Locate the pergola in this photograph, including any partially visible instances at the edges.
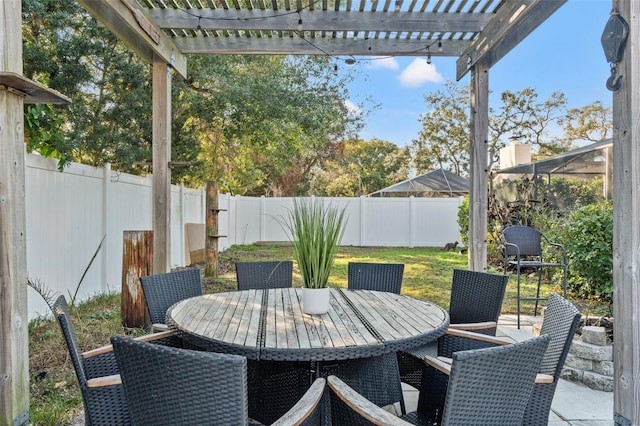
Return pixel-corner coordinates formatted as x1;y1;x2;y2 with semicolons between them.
1;0;638;424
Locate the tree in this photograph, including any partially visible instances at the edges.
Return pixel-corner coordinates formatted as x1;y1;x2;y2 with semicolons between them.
309;138;410;196
412;82;607;175
22;0;365;196
412;81;470;176
489;88;569;167
23;0;152;172
558;100;612;145
171;54;363;195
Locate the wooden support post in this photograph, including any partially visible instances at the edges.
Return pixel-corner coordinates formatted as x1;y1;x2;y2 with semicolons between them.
121;231;153;329
468;62;489;272
613;1;640;423
205;181;220;277
152;56;171;275
0;2;30;424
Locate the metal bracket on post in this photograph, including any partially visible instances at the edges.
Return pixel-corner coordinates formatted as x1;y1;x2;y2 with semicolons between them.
614;412;632;426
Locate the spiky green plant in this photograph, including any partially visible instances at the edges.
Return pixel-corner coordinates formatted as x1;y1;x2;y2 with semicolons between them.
287;198;347;289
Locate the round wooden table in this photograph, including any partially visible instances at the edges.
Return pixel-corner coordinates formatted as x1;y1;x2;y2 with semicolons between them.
167;288;449;361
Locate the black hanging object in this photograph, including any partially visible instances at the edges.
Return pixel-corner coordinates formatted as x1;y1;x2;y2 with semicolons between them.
601;12;629;91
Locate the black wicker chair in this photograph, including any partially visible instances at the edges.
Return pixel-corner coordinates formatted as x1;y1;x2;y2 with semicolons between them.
52;295;182;426
398;269;508;390
111;336;325;426
321;353;406;416
139;268;202;331
347;262;405;294
328;335;549;426
502;225;568;328
418;293;580;426
236;261;293;290
327;375;414;426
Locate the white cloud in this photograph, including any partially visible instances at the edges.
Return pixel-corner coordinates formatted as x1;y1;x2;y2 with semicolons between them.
366;57;399;70
398;59;444;88
344;100;363;117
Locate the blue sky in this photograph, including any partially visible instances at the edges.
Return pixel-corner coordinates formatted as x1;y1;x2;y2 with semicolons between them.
344;0;612;148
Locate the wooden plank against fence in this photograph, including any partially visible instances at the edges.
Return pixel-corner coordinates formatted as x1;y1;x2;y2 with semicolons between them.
122;230;153;328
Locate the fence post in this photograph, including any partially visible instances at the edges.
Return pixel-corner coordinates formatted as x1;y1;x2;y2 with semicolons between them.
121;230;153;328
409;196;415;248
205;182;221;277
360;196;366;246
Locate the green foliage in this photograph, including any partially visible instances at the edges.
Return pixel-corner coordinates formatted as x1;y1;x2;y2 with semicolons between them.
309;138;410;196
287;199;347;288
457;196;469;246
23;0;152;172
24;105;72;170
539;176;605;212
553;201;613;301
22;2;364;195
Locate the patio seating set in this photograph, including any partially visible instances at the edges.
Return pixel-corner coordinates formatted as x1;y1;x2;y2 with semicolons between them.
54;225;577;425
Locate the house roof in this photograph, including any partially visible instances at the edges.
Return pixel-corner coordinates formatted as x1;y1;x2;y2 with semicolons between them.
494;139;612;176
370;168;469;197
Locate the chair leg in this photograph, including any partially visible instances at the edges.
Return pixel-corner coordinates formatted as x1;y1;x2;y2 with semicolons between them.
534;268;543;316
517;267;522;329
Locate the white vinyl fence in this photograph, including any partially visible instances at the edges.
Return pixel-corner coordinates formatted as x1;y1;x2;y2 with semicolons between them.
25;153;463;319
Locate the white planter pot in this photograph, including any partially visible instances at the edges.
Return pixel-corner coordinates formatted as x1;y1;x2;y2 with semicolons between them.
302;287;330;315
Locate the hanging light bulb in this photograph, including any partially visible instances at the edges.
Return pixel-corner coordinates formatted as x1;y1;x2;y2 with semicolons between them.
395;0;401;12
334;64;338;75
297;11;303;31
426;47;432;64
437;39;443;52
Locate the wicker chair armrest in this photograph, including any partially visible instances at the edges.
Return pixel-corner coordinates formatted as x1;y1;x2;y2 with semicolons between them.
434;357;548;380
83;330;178;359
535;373;554;384
151;323;169;332
502;241;521;256
327;376;413;426
445;328;513;345
271;378;325;426
135;330;176;342
82;344;114;359
437;356;452;364
424;356;452;376
448;321;497;331
86;374;122;388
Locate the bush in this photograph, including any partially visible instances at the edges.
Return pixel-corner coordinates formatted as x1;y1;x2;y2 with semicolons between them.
554;201;613;301
457;196;469;247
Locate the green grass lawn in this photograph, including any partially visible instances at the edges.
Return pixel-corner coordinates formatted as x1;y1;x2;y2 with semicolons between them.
29;244;604;425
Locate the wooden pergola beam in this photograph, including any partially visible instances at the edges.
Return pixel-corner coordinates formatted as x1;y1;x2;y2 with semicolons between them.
455;0;567;80
149;9;492;33
76;0;187;78
174;37;471;56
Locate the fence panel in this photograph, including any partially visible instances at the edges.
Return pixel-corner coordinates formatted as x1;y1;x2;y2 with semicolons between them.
25;154;463;319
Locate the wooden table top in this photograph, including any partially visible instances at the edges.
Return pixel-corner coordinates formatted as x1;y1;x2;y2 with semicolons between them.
167;288;449;361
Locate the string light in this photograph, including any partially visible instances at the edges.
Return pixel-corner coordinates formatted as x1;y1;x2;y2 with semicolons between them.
426;47;432;64
438;40;442;52
297;11;303;31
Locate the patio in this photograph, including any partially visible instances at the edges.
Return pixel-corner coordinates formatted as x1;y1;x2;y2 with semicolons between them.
3;0;640;424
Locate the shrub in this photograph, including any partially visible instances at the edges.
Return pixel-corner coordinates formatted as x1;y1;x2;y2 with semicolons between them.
555;201;613;301
457;196;469;247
